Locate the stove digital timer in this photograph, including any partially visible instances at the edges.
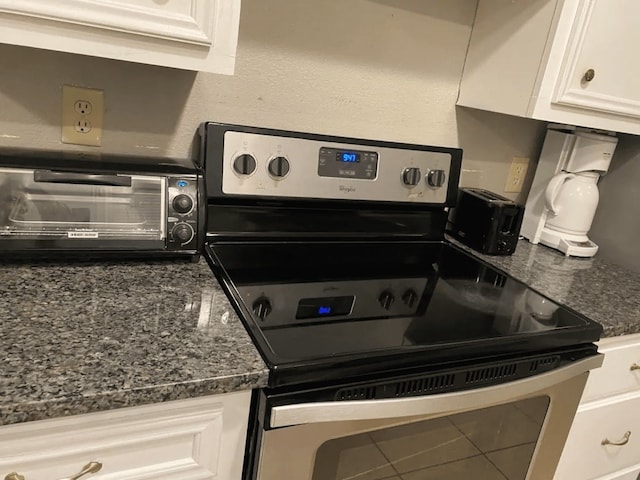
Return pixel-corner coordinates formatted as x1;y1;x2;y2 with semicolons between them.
318;147;378;180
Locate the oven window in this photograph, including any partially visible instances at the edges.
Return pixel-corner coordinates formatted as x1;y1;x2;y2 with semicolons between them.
0;169;165;240
311;396;549;480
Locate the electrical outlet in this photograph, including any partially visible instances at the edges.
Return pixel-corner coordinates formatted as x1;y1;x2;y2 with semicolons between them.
61;85;104;146
505;157;529;193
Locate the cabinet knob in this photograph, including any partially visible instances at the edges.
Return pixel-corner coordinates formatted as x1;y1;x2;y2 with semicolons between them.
583;68;596;82
59;461;103;480
4;474;25;480
601;430;631;446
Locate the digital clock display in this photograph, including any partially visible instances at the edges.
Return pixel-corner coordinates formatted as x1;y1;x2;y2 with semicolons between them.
296;296;354;319
337;151;360;163
318;146;378;180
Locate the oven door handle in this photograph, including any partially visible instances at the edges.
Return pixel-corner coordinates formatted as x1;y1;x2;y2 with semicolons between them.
34;170;133;187
269;354;603;428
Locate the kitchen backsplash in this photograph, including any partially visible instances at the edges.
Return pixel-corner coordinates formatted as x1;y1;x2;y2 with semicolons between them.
0;0;543;204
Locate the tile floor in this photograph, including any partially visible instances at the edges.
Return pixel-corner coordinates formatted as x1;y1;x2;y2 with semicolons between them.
312;396;549;480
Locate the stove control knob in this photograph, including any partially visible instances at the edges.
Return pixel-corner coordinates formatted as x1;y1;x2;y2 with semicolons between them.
402;289;418;308
378;290;395;311
268;156;290;178
172;223;194;243
233;154;257;175
426;169;446;187
172;194;194;214
402;167;421;187
252;298;272;321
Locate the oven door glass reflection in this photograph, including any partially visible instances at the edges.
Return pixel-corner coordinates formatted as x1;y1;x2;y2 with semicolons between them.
311;396;549;480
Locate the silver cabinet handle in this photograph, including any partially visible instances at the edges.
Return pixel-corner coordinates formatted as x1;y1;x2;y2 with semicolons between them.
4;474;25;480
58;461;103;480
630;363;640;371
602;431;631;446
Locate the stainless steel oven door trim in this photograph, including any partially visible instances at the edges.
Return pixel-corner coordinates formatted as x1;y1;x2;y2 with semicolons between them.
270;354;603;428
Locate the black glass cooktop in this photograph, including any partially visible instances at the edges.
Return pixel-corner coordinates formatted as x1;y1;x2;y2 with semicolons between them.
206;240;602;387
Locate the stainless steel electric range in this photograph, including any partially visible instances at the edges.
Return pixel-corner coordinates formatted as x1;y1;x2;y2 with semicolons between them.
199;122;603;480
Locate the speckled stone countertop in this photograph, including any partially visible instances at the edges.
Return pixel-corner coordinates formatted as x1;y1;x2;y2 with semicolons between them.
3;240;638;426
451;237;640;339
0;257;268;426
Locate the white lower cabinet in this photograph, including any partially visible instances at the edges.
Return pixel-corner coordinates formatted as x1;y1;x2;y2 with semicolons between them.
554;392;640;480
555;334;640;480
0;390;252;480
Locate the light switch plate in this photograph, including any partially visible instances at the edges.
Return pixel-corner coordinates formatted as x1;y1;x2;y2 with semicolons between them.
61;85;104;146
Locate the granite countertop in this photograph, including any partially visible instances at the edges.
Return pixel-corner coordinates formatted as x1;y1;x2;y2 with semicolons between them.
452;237;640;338
0;257;268;426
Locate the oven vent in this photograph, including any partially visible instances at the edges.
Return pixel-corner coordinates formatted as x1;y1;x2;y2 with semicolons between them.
529;355;560;372
465;363;518;385
393;373;456;397
336;386;376;401
333;354;566;401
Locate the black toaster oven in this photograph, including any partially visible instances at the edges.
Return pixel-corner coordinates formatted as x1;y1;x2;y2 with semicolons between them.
0;148;205;258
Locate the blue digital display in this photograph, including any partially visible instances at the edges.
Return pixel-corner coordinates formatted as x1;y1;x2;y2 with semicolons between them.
296;296;354;319
338;152;360;163
177;180;188;187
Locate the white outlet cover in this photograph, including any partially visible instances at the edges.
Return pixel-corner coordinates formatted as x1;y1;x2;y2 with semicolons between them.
61;85;104;146
505;157;529;193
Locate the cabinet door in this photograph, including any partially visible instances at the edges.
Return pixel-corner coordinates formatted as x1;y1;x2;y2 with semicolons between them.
581;334;640;403
554;392;640;480
552;0;640;119
0;391;251;480
0;0;240;73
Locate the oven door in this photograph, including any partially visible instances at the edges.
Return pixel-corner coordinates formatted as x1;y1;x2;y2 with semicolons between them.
253;355;602;480
0;168;166;250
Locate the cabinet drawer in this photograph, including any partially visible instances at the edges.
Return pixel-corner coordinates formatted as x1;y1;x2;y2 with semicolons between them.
583;334;640;402
554;392;640;480
0;391;251;480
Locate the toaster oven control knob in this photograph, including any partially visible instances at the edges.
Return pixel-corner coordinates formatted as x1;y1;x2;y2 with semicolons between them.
378;291;395;310
252;297;272;321
426;169;446;187
172;223;194;243
268;156;290;178
233;154;257;175
172;194;194;214
401;167;421;187
402;289;418;308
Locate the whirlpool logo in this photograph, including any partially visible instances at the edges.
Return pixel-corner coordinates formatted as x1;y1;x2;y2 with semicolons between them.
339;185;356;193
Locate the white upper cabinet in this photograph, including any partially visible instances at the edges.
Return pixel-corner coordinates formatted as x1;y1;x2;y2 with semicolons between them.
458;0;640;135
0;0;241;74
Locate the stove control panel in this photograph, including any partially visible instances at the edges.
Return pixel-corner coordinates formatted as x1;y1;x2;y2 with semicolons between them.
239;278;429;327
219;130;457;204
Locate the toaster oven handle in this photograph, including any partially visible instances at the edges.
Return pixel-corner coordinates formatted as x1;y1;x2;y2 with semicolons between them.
34;170;132;187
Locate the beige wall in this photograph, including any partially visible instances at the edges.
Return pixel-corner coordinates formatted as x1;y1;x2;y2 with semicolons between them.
0;0;545;202
590;134;640;272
